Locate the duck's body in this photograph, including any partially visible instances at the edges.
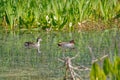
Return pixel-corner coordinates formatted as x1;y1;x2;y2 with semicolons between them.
24;38;42;49
58;40;75;49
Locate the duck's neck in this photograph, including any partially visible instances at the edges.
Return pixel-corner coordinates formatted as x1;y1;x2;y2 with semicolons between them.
37;41;40;46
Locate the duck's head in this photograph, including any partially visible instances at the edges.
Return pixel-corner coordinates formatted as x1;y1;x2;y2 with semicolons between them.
69;40;75;44
37;37;42;42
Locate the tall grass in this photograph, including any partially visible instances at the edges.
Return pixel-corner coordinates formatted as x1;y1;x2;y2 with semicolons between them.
0;0;120;31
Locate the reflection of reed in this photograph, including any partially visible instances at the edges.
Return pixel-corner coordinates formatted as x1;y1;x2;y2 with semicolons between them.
88;46;96;63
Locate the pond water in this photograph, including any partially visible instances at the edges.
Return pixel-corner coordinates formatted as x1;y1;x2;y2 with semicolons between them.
0;29;119;80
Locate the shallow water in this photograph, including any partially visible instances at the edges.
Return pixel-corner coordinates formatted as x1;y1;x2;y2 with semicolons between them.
0;30;119;80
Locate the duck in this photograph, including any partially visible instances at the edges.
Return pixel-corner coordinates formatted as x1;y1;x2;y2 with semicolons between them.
24;37;42;49
58;40;75;49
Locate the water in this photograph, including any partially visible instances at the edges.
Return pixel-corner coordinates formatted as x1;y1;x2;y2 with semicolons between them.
0;30;119;80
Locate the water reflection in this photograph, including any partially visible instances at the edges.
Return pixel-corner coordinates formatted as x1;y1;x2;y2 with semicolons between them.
0;30;119;80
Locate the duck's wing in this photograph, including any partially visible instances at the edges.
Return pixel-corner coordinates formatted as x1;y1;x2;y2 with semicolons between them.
58;42;68;46
24;42;34;47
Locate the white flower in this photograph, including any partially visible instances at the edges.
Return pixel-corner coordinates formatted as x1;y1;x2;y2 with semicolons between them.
78;22;81;26
69;22;72;27
53;16;57;20
46;15;51;24
46;15;49;21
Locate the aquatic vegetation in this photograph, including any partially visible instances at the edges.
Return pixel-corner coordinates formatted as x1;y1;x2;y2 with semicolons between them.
90;56;120;80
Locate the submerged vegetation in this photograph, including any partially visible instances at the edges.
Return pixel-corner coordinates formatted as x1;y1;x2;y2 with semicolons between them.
0;0;120;32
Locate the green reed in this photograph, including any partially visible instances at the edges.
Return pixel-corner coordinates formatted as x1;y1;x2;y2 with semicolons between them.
0;0;120;31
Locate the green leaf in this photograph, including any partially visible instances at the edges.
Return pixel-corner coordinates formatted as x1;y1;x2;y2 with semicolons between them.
103;58;112;75
113;57;120;79
90;63;106;80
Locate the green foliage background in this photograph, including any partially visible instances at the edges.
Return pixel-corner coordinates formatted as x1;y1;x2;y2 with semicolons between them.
0;0;120;31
